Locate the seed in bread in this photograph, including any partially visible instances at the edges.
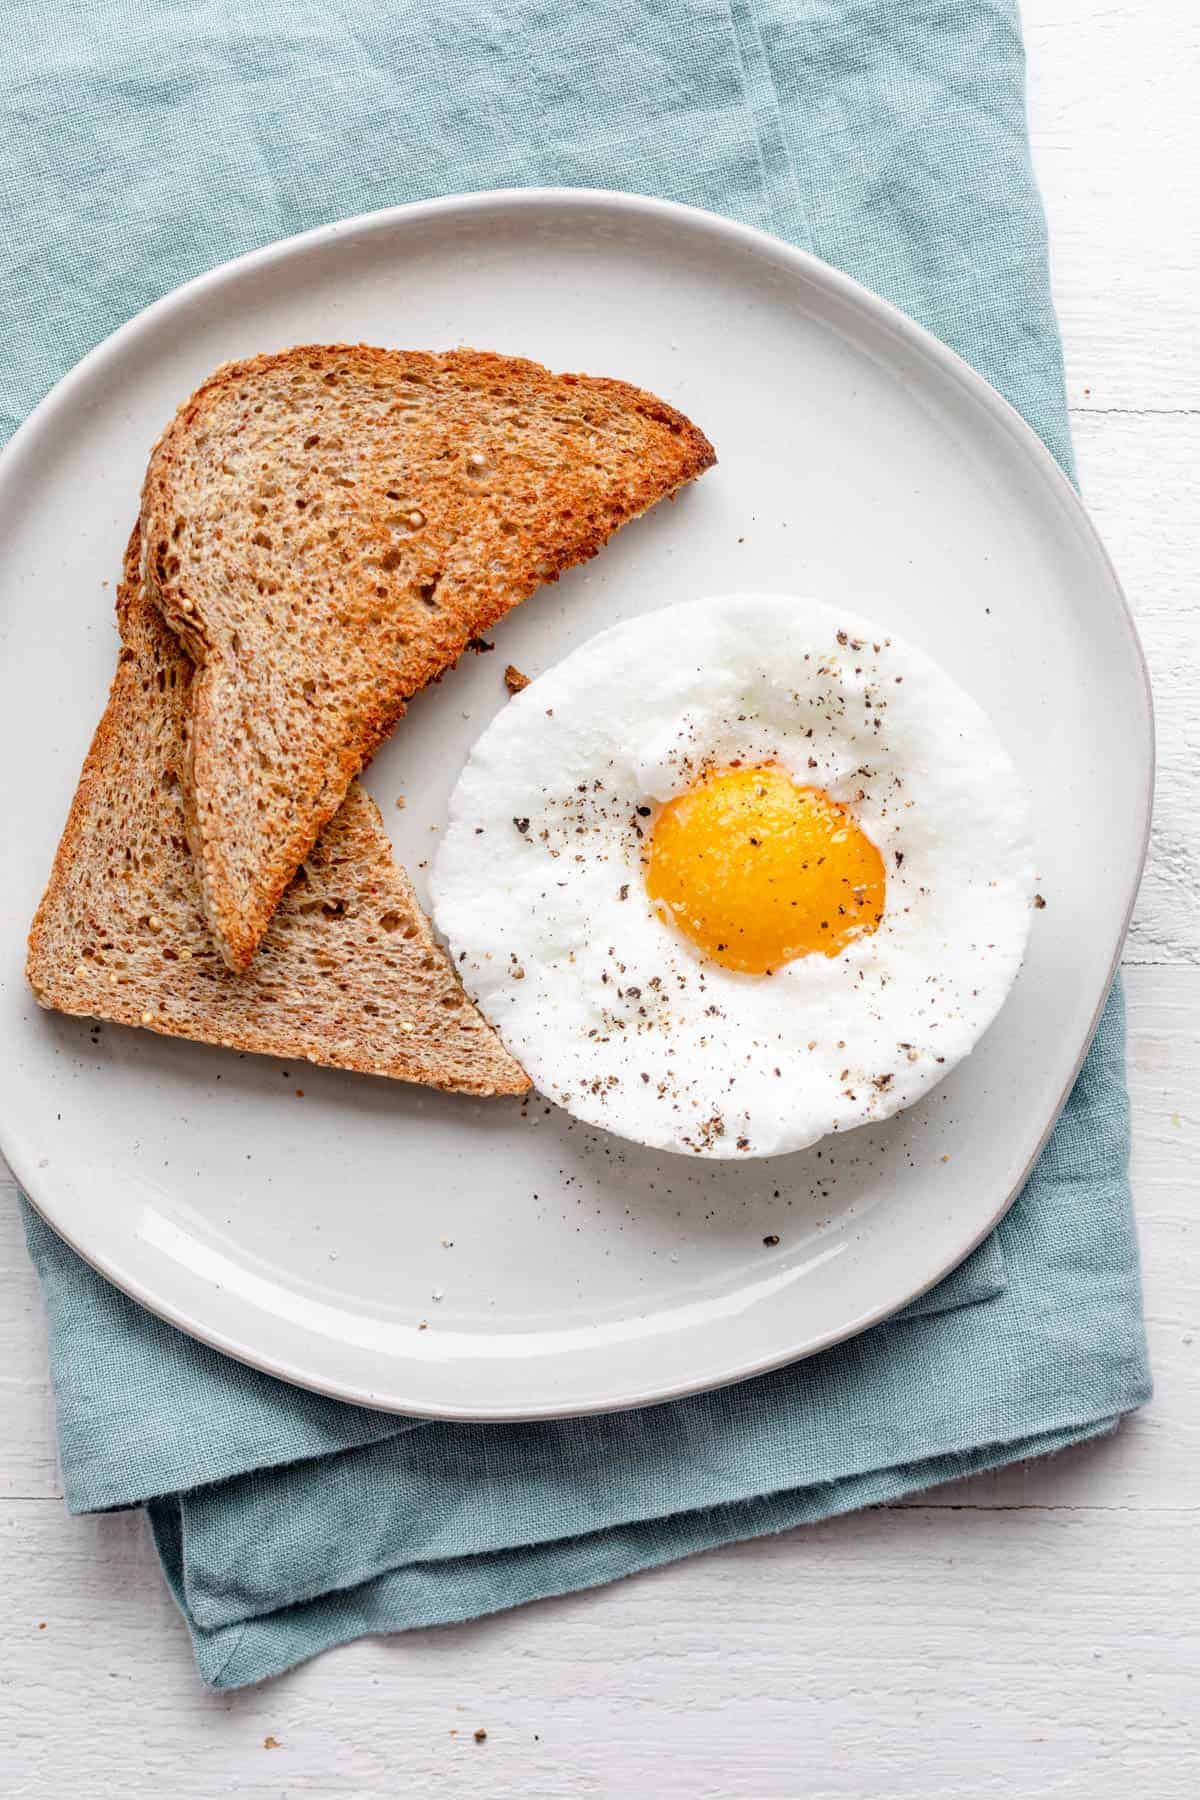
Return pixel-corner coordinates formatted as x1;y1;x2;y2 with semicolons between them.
26;526;530;1096
141;344;716;970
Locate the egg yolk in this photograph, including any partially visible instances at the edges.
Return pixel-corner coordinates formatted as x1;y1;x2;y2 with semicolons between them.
644;764;885;973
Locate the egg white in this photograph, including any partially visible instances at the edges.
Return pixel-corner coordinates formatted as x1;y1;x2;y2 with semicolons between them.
430;594;1034;1158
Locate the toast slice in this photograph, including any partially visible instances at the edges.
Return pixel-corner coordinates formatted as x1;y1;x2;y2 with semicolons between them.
27;528;530;1096
141;345;716;969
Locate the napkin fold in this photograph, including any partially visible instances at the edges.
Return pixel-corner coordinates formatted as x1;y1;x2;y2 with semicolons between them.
10;0;1149;1688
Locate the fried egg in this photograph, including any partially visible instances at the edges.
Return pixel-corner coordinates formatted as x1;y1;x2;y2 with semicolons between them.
431;595;1034;1158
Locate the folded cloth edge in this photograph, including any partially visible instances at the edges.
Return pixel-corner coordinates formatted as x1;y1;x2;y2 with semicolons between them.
152;1413;1125;1689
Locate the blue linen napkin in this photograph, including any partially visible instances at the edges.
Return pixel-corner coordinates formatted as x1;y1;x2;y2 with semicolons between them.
9;0;1150;1688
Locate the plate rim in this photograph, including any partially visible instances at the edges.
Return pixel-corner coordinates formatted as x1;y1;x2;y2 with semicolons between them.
3;187;1154;1420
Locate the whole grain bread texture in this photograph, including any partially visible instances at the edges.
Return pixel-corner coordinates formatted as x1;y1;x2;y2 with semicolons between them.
27;527;530;1096
141;345;716;969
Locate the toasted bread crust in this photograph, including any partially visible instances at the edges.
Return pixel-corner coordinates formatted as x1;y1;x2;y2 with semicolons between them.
141;345;716;968
27;526;531;1096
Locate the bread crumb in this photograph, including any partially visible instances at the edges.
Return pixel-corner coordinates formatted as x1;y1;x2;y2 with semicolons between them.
504;664;530;694
263;1735;280;1750
395;795;406;809
474;1728;488;1743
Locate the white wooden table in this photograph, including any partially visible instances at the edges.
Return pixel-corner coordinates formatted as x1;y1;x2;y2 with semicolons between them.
3;4;1197;1792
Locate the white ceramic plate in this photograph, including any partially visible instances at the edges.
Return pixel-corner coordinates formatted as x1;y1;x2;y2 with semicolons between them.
0;192;1151;1419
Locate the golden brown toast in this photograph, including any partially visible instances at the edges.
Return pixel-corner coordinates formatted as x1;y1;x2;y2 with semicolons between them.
141;345;716;969
27;527;530;1096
